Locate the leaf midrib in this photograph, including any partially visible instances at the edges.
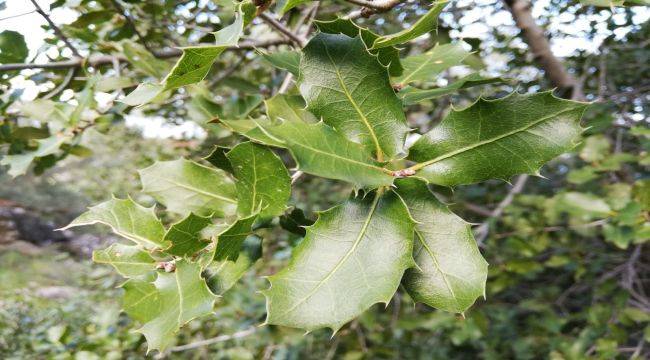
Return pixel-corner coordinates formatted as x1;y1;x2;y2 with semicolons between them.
156;177;237;204
322;41;384;161
280;192;382;316
288;135;388;175
414;228;459;308
410;106;579;171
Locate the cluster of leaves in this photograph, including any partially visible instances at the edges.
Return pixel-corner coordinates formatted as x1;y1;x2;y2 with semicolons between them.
21;2;596;353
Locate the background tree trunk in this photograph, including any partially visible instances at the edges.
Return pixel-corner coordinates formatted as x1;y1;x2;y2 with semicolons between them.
504;0;585;100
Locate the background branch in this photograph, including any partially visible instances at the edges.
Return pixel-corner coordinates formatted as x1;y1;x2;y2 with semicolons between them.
0;39;290;71
504;0;584;100
28;0;81;58
259;13;308;47
475;174;529;246
109;0;153;53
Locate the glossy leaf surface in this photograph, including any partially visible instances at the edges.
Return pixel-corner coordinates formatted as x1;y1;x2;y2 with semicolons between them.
139;159;237;217
299;33;409;160
396;178;488;313
408;92;588;186
263;191;415;332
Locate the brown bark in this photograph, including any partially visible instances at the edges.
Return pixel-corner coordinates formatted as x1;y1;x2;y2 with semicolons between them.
504;0;584;100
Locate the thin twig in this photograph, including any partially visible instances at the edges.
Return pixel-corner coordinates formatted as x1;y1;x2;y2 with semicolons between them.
109;0;154;53
343;0;403;10
259;13;307;47
28;0;81;58
43;68;76;100
0;39;290;71
346;0;404;19
0;9;37;21
475;175;529;245
164;327;257;353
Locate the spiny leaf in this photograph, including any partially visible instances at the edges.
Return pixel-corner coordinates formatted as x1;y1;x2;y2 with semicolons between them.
162;12;243;91
62;197;166;249
135;260;217;352
203;235;262;295
394;42;471;86
395;178;488;314
93;243;157;278
399;73;509;105
139;158;237;217
315;18;403;76
226;142;291;219
408;92;588;186
259;120;394;188
122;8;244;106
299;33;409;160
214;213;258;262
263;191;415;332
371;1;449;49
164;213;213;257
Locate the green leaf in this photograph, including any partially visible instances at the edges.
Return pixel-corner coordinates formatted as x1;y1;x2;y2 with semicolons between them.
162;13;243;91
394;42;470;86
408;92;588;186
62;197;167;249
164;213;213;257
226;142;291;218
135;260;217;352
259;120;394;188
204;235;262;295
204;145;234;174
122;9;244;106
217;117;285;148
139;158;237;217
399;74;509;105
299;33;410;160
265;94;316;124
96;76;138;92
1;135;68;177
214;214;258;261
120;83;166;107
556;192;612;217
395;178;488;314
93;243;157;278
122;279;161;323
260;50;300;76
276;0;310;14
315;18;403;77
371;1;449;49
0;30;28;64
262;191;415;332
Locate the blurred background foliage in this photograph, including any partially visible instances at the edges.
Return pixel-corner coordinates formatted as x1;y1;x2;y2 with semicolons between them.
0;0;648;359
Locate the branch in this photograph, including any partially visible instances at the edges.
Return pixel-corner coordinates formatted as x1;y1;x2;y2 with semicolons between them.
346;0;404;19
109;0;153;53
28;0;81;58
259;13;307;47
0;39;290;71
503;0;583;100
475;174;529;245
344;0;403;10
163;327;257;353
